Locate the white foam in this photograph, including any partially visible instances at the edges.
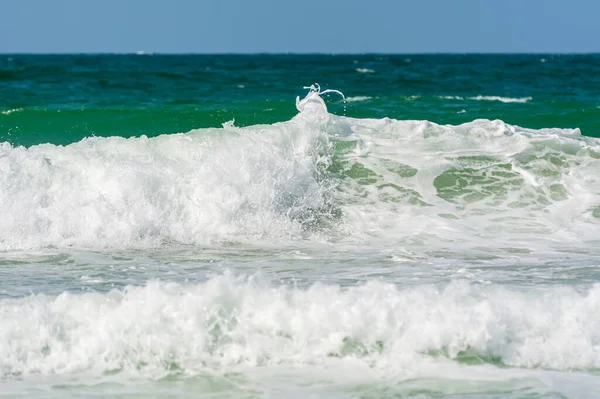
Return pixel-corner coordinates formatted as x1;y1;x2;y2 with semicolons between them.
1;275;599;378
326;114;600;252
439;96;532;103
1;108;23;115
0;117;333;250
355;68;375;74
346;96;373;103
469;95;532;103
438;95;464;100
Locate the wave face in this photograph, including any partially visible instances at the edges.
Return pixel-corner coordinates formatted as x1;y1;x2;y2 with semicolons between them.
1;92;599;252
0;117;332;249
1;275;599;378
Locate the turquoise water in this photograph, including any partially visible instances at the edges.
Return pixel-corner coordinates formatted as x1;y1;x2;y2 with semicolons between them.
1;54;600;398
2;54;599;147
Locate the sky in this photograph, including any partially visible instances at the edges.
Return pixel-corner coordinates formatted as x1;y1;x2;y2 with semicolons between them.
1;0;599;53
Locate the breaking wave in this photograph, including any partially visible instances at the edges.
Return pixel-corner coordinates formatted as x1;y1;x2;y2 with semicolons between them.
0;85;598;251
1;275;599;378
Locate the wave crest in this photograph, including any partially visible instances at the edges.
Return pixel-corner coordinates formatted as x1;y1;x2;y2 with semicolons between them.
1;275;599;377
1;92;599;251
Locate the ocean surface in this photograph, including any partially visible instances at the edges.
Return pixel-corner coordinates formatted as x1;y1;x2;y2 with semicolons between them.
1;54;600;398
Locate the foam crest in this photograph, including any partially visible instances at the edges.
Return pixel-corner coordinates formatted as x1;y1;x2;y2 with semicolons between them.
1;275;599;378
0;117;334;250
469;95;532;103
295;84;345;115
346;96;373;103
438;96;532;103
1;108;23;115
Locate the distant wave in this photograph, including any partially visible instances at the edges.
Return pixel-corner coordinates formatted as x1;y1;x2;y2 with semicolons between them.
470;95;532;103
439;95;532;103
346;96;373;103
1;108;23;115
355;68;375;74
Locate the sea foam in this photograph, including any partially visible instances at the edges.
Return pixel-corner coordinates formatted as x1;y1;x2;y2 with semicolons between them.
1;275;599;378
346;96;373;103
438;96;532;103
0;119;332;250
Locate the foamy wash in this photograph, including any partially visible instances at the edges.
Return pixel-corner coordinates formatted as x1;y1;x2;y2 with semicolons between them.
1;54;600;398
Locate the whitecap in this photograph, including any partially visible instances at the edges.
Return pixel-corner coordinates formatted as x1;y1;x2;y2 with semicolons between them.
468;95;532;103
438;95;464;100
1;108;23;115
346;96;373;103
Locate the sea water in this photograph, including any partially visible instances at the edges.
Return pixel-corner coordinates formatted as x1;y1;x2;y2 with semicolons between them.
1;54;599;398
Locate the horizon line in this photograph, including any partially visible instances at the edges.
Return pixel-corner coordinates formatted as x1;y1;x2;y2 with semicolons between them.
1;51;599;56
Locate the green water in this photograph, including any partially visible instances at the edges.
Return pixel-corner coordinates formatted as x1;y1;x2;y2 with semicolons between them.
1;54;599;147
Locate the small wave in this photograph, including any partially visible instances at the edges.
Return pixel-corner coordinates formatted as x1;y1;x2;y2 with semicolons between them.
1;108;23;115
346;96;373;103
438;95;463;100
438;96;531;103
469;95;532;103
356;68;375;74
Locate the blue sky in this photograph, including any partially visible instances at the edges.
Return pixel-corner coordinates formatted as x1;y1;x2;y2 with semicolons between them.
1;0;599;53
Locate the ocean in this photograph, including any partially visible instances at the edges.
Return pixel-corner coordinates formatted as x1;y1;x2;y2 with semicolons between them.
1;54;599;398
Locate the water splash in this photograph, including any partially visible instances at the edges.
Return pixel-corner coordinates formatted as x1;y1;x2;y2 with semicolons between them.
296;84;346;114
